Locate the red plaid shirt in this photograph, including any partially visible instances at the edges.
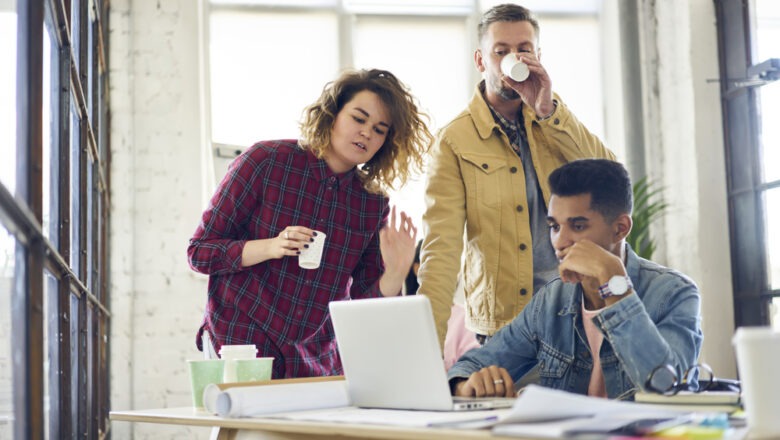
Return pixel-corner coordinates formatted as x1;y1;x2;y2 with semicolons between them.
187;140;389;378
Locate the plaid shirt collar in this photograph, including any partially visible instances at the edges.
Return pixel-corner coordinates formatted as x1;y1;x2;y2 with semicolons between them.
482;93;526;156
303;145;358;190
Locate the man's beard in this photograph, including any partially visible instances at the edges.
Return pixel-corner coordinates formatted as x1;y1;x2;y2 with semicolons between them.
498;87;520;101
489;76;520;101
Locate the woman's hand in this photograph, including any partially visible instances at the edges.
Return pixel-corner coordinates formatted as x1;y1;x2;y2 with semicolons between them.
240;226;315;267
378;206;417;296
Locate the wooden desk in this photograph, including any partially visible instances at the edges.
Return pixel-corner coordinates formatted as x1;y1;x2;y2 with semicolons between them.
110;407;526;440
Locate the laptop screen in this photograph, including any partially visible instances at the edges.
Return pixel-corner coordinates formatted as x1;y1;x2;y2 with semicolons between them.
329;295;457;410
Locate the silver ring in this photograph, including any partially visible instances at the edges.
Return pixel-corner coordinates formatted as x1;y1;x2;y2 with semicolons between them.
493;379;504;385
284;231;289;240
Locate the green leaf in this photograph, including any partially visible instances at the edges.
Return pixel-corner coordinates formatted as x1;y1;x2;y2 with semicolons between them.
627;176;668;260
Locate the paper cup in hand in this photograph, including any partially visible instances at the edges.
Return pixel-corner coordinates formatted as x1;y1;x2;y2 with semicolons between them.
501;53;530;82
299;231;326;269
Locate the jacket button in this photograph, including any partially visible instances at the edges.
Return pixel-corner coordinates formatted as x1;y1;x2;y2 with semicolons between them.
481;163;489;169
510;166;518;173
520;288;528;296
553;118;560;125
516;205;524;212
519;243;527;251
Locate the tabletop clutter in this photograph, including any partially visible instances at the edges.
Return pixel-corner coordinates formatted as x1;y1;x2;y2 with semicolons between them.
186;344;273;409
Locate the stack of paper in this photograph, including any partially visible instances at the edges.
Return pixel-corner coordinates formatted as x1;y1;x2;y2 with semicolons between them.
491;385;691;438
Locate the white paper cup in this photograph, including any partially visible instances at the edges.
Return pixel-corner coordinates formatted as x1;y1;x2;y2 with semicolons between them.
733;327;780;438
219;344;257;383
299;231;326;269
501;53;530;82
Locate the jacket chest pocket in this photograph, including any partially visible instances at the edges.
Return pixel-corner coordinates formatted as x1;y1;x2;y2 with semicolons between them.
537;344;573;389
460;153;508;208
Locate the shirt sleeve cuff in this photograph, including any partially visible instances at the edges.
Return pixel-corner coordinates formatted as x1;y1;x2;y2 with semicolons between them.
596;293;645;331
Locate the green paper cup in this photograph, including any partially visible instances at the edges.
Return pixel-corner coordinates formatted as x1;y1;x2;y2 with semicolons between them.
235;357;274;382
187;359;225;409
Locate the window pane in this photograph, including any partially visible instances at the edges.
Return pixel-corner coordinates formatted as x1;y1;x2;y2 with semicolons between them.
0;226;15;437
765;187;780;290
755;0;780;62
211;0;337;6
533;16;604;139
0;10;16;193
69;292;79;439
209;10;339;147
353;16;471;227
344;0;471;14
771;297;780;330
44;271;56;439
353;16;470;131
70;103;81;276
480;0;602;14
758;81;780;185
43;21;54;243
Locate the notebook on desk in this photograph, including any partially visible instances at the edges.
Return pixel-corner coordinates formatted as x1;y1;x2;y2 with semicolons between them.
329;295;515;411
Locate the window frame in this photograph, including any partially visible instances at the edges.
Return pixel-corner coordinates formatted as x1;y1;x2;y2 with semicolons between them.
716;0;780;326
1;0;111;438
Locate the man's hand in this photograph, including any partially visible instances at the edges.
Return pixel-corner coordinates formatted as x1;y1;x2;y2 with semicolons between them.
453;366;515;398
500;52;554;118
556;239;625;285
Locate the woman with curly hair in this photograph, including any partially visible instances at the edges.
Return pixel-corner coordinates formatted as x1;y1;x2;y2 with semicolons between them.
188;69;433;378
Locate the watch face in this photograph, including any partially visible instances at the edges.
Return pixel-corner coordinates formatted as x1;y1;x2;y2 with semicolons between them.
608;276;629;296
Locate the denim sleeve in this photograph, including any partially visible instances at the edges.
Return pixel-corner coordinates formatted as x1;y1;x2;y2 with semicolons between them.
595;277;702;392
447;289;541;383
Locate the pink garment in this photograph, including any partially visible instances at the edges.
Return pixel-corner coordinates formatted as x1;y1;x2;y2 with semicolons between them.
581;302;607;398
444;304;481;370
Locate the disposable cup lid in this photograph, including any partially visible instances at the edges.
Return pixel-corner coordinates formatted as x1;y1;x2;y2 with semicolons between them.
219;344;257;354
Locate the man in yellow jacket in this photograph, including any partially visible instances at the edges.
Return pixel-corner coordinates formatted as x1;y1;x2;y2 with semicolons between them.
418;3;615;350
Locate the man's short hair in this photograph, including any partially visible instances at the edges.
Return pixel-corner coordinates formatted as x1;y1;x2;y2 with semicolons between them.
478;3;540;44
548;159;633;221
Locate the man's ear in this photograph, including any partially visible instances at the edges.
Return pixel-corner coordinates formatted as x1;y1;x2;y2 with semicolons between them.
475;49;486;73
614;213;633;241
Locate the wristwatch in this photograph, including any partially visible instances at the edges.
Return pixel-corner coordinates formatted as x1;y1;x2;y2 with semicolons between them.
598;275;633;299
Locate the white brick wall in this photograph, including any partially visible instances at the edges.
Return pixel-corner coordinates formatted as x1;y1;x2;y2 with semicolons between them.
109;0;211;438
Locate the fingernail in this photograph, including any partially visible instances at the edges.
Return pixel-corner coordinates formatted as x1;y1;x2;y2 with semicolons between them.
304;244;309;249
310;238;315;242
296;251;301;255
313;232;318;236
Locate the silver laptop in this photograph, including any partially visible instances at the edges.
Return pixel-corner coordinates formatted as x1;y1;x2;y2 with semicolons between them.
329;295;515;411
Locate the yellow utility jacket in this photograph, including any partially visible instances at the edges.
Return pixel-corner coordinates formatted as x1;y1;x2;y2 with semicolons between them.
419;83;615;349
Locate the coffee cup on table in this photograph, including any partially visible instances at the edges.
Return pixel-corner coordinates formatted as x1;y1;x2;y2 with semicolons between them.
235;357;274;382
187;359;224;410
219;344;257;383
732;327;780;438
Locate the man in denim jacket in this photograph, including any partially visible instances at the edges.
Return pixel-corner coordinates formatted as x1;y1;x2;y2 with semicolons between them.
448;159;702;399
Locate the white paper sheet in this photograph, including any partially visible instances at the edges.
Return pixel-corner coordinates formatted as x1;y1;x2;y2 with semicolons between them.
501;385;687;424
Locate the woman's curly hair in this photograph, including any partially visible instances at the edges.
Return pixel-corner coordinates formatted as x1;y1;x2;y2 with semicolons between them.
299;69;433;194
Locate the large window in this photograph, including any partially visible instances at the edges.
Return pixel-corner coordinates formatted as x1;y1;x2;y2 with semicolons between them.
717;0;780;328
0;0;111;438
205;1;606;228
